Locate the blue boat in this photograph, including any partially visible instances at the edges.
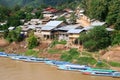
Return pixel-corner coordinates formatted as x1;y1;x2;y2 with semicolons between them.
24;57;45;62
10;55;29;61
81;68;116;73
91;71;113;76
81;68;117;75
57;64;91;71
52;61;71;66
7;53;20;58
44;60;71;66
44;60;56;65
0;52;8;57
112;72;120;78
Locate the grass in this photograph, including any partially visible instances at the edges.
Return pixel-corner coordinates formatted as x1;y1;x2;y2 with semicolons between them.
76;57;97;65
50;40;67;48
0;48;4;52
95;62;110;69
48;49;62;54
81;51;92;57
108;61;120;67
23;49;39;57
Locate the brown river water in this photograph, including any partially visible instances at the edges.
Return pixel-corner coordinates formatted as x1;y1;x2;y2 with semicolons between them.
0;57;119;80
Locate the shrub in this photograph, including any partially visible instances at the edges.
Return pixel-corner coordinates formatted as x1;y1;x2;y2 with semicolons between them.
77;57;97;65
108;61;120;67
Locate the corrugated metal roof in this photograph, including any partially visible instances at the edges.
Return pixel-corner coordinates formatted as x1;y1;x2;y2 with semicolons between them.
45;21;63;27
58;24;81;31
106;28;114;31
41;26;55;30
41;21;63;31
67;29;84;34
83;27;93;30
91;21;105;26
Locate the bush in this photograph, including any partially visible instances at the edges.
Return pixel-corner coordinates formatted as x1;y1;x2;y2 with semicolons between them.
96;62;109;68
0;48;4;52
77;57;97;65
61;53;73;62
24;49;38;57
61;48;80;62
27;32;38;49
50;40;66;48
108;61;120;67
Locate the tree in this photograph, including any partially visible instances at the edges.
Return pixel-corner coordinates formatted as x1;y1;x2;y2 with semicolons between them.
27;32;38;49
69;12;76;24
106;0;120;26
5;27;23;42
112;31;120;45
79;26;111;51
57;16;66;22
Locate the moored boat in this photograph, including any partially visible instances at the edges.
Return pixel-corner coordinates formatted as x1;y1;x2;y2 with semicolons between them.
24;57;45;62
57;64;91;71
112;72;120;78
52;61;71;66
0;52;8;57
10;55;29;61
81;68;116;73
91;71;113;76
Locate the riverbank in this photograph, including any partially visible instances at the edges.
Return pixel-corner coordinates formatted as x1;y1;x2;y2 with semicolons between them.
1;57;119;80
0;39;120;71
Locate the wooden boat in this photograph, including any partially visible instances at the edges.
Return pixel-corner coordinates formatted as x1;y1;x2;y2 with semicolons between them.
57;64;91;71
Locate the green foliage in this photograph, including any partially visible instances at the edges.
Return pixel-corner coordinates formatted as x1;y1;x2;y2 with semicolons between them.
77;57;97;65
0;48;4;52
50;40;67;48
108;61;120;67
57;16;66;22
79;26;111;51
24;49;38;57
0;0;75;7
7;15;22;27
106;0;120;26
96;62;109;68
27;32;38;49
80;0;120;28
69;12;76;24
5;27;23;42
112;31;120;45
61;48;80;62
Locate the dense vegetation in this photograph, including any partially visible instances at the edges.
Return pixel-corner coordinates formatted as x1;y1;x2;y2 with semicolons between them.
79;26;111;51
80;0;120;29
0;0;76;7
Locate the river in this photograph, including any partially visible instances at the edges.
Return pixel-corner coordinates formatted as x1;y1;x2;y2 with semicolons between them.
0;57;119;80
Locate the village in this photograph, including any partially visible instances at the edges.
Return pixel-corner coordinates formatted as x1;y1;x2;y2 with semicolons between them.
1;6;120;71
4;6;113;49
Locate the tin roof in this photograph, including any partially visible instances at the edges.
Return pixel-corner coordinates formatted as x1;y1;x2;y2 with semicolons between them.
41;21;63;30
67;29;84;34
58;24;81;31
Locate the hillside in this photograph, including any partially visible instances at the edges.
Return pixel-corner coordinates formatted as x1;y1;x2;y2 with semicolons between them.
0;0;75;7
